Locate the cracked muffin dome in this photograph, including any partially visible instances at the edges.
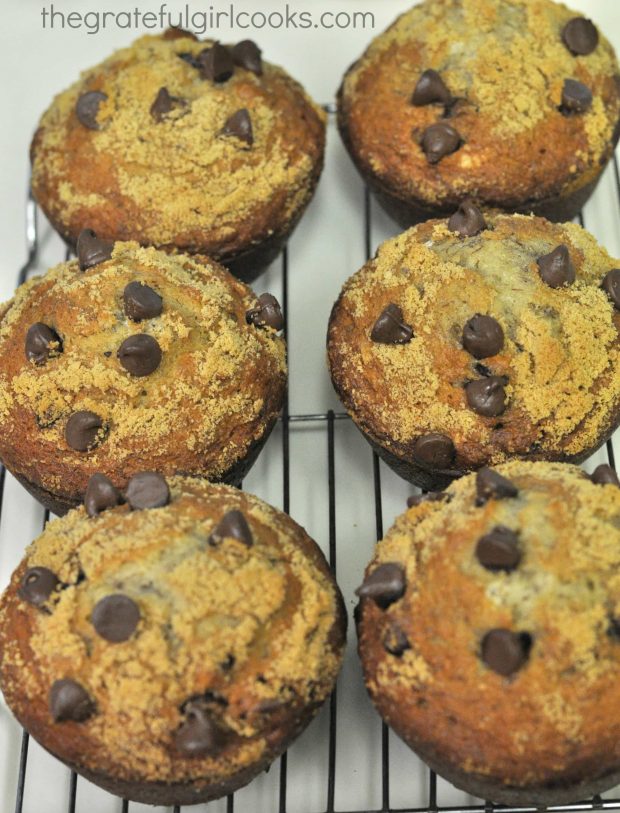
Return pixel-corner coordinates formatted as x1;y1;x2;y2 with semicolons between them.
0;476;346;806
0;236;286;515
356;460;620;805
30;29;326;282
337;0;620;226
327;208;620;490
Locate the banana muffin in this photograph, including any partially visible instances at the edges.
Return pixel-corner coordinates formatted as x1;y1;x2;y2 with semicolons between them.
327;209;620;489
0;476;346;805
337;0;620;226
30;29;326;281
356;460;620;805
0;237;286;514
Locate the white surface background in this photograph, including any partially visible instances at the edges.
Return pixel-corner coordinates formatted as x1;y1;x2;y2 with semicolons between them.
1;1;620;812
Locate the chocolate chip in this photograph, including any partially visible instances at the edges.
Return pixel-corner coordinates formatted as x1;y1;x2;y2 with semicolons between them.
209;509;253;547
123;282;163;321
370;304;413;344
232;39;263;76
125;472;170;510
462;315;504;359
76;228;114;271
150;87;187;122
466;377;507;417
174;700;224;757
536;244;576;288
383;622;411;656
413;434;456;469
591;464;620;487
220;109;254;146
411;69;452;106
198;43;234;82
407;491;450;508
562;17;598;56
476;467;519;505
246;293;284;330
19;567;59;607
84;473;122;518
65;411;107;452
481;629;531;677
421;123;461;164
75;91;107;130
178;51;200;68
49;679;95;722
355;563;406;609
560;78;593;114
118;334;162;377
25;323;63;365
448;199;487;237
91;594;140;642
476;526;521;572
602;269;620;309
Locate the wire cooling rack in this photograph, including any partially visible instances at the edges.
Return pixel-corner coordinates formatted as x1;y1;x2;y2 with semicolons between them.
2;113;620;813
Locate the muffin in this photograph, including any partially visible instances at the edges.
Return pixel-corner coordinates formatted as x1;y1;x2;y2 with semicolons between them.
327;209;620;490
30;29;326;281
0;475;346;805
0;237;286;514
337;0;620;226
356;460;620;805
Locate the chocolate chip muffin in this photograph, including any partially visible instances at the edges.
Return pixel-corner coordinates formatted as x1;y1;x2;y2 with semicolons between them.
0;237;286;514
337;0;620;226
356;460;620;805
0;476;346;806
327;209;620;489
30;29;326;281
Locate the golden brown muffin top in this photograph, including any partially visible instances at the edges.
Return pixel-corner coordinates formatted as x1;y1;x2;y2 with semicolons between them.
328;212;620;472
339;0;620;207
357;460;620;787
0;478;345;785
31;31;326;256
0;241;286;500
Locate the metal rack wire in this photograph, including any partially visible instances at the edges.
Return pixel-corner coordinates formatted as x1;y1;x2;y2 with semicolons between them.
4;149;620;813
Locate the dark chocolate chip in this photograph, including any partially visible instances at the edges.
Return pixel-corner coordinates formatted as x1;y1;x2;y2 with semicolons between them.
198;43;234;82
209;509;253;547
150;87;187;122
162;27;199;41
174;700;224;757
562;17;598;56
246;293;284;330
448;200;487;237
178;51;200;68
465;377;507;417
125;471;170;510
232;39;263;76
220;109;254;146
91;594;140;642
407;491;450;508
476;467;519;505
591;464;620;487
536;244;576;288
65;411;107;452
421;123;461;164
383;622;411;656
602;269;620;309
481;629;531;677
75;91;107;130
84;473;122;518
560;78;593;114
118;334;162;377
476;526;521;572
412;69;452;106
76;228;114;271
49;679;95;722
355;563;406;610
25;323;63;365
462;315;504;359
370;304;413;344
19;567;59;607
123;281;163;321
413;433;456;469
